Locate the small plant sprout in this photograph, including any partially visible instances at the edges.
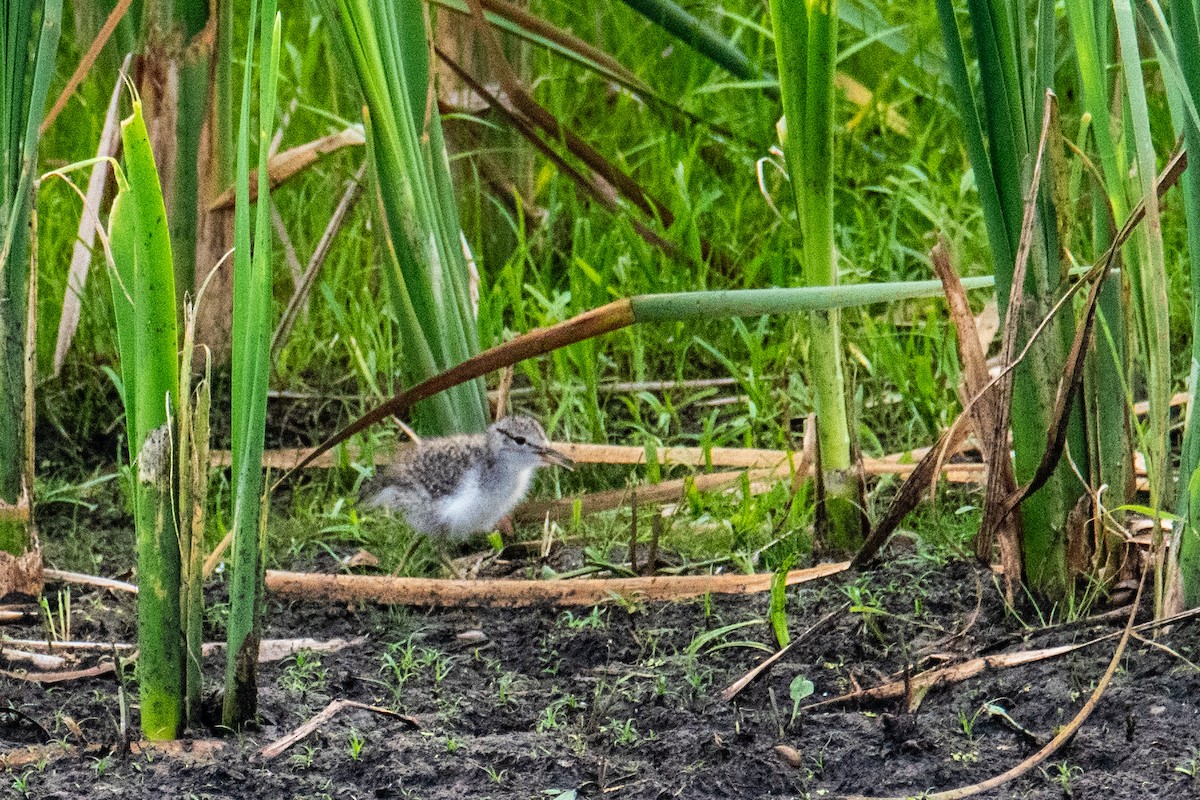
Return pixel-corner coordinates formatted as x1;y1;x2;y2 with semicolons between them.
495;670;517;706
537;695;578;733
1175;749;1200;779
482;764;507;784
38;589;70;642
1041;760;1083;796
789;674;814;726
770;559;793;648
559;607;606;630
279;650;327;694
290;745;316;770
956;707;976;741
604;718;647;747
348;727;365;760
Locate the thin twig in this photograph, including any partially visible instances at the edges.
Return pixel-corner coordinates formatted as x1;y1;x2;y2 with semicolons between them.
257;699;417;760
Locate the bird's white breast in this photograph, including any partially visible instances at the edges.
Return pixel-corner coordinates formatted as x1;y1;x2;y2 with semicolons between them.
434;465;536;538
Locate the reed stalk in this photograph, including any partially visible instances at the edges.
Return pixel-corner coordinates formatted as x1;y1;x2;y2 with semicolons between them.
768;0;864;549
0;0;61;562
1164;0;1200;607
936;0;1086;595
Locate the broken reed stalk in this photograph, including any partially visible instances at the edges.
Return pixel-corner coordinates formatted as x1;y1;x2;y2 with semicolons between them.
178;291;212;729
207;126;365;210
937;0;1091;599
977;89;1055;597
853;145;1186;571
279;276;994;482
0;0;60;575
263;561;849;608
929;240;1020;581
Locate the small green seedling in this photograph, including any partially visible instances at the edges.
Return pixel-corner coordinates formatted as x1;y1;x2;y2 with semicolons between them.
789;674;814;725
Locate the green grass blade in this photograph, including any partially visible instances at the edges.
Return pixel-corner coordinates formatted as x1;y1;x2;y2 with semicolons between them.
1065;0;1132;550
618;0;775;98
224;0;280;730
113;97;182;741
106;174;139;458
933;0;1013;294
1166;0;1200;606
321;0;488;435
1112;4;1171;601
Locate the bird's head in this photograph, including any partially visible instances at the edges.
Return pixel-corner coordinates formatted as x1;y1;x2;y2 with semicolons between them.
488;415;574;471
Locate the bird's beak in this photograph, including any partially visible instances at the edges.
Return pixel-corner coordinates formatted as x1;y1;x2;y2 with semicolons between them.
538;446;575;471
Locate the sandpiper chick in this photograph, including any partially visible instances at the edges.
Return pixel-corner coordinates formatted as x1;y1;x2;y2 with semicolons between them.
361;415;573;539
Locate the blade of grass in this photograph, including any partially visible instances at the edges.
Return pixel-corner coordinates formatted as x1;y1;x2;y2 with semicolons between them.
112;95;183;741
1112;0;1171;616
223;0;281;730
1165;0;1200;608
322;0;488;435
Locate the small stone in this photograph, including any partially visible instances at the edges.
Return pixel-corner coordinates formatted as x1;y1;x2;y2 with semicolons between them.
344;549;380;569
773;744;803;769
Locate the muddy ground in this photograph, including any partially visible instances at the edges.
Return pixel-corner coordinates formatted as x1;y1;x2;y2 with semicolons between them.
3;552;1199;800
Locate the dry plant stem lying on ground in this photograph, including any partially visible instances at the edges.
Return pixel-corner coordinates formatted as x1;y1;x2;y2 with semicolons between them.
262;561;849;607
257;699;418;760
42;569;136;594
219;440;980;476
807;604;1200;713
0;662;116;684
1;739;225;773
41;561;850;608
719;604;845;702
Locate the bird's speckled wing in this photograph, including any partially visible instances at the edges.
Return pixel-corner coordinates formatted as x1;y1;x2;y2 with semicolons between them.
404;440;478;498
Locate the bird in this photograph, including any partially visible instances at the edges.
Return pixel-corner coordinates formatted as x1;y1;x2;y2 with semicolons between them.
361;414;573;539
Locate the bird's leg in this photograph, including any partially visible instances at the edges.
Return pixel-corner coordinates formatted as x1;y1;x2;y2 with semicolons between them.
437;548;468;579
391;535;425;577
495;515;515;539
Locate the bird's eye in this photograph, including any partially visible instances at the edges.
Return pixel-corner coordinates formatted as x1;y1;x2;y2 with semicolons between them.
513;436;527;445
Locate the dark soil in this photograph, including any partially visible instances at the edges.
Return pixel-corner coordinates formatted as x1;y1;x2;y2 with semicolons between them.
4;554;1200;800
